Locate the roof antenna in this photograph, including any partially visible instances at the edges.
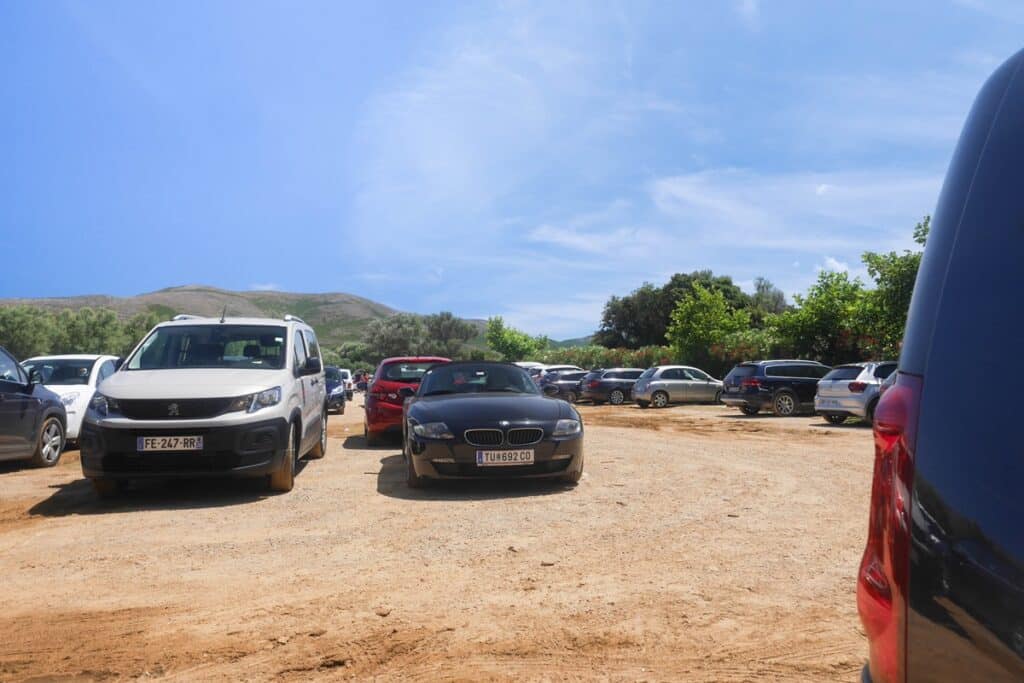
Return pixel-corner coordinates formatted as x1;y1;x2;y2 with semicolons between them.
219;306;227;323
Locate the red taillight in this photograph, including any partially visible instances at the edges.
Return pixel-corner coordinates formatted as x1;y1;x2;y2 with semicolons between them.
588;380;600;389
849;381;868;393
857;372;922;683
740;377;762;388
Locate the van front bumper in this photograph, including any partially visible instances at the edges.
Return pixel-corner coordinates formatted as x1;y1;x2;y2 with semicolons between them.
79;417;289;480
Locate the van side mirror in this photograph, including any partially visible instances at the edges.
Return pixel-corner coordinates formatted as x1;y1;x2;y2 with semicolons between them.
300;357;322;376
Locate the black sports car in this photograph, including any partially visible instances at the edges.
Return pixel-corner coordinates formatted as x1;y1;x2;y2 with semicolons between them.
400;362;584;487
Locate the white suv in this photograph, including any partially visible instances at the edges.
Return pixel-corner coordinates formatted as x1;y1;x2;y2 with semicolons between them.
80;315;327;496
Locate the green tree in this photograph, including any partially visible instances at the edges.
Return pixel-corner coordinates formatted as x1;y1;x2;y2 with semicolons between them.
120;312;163;356
51;308;125;355
666;284;750;371
0;306;56;359
422;311;477;359
362;313;426;361
859;216;929;358
485;317;546;361
771;270;868;364
748;277;788;325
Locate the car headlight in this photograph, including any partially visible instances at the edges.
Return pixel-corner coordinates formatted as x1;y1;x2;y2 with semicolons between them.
553;418;581;437
331;385;345;395
60;392;80;407
412;422;454;439
90;393;120;417
228;387;282;413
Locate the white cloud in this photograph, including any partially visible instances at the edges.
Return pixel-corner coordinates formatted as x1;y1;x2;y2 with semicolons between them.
821;256;849;272
249;282;281;291
736;0;760;30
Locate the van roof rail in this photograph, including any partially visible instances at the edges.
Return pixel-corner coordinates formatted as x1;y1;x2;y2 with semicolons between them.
172;314;200;321
283;314;306;324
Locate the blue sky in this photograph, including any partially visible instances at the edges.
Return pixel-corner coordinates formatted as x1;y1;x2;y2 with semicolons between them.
2;1;1022;337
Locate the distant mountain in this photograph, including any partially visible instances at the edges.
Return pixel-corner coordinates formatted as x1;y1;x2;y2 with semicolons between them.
0;285;398;346
550;335;594;348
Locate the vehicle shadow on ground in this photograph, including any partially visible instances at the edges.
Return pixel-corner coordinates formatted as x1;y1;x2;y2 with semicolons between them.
0;460;34;475
27;461;310;517
340;434;395;451
375;454;575;502
809;421;871;429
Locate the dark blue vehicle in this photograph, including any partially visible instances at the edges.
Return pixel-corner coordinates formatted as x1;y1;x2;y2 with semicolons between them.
0;346;67;467
855;48;1024;682
325;366;347;414
720;360;830;417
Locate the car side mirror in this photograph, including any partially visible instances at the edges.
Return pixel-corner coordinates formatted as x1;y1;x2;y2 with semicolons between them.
27;368;41;386
114;358;124;370
300;357;322;376
398;387;416;399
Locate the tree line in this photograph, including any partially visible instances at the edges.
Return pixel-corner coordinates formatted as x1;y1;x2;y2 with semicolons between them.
0;307;164;360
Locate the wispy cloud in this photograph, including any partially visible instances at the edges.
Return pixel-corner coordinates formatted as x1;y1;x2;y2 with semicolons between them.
249;282;281;291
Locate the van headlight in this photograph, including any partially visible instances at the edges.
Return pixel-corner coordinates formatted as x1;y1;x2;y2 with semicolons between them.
90;393;120;417
412;422;454;439
228;387;282;414
553;418;581;437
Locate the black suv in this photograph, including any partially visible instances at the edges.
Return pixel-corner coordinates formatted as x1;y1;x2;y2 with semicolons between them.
721;360;830;416
538;370;588;403
0;346;67;467
857;49;1024;682
579;368;644;405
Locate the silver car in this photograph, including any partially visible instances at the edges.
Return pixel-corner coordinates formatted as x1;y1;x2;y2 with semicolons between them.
814;361;897;425
633;365;723;408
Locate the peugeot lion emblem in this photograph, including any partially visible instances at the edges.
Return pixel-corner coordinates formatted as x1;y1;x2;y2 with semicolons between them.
167;403;180;417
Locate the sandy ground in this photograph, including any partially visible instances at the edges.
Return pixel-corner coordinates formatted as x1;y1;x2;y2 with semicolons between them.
0;397;873;682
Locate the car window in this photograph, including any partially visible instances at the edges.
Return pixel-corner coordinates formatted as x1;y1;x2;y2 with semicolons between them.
873;363;897;379
811;365;831;378
127;325;287;370
622;370;643;380
726;365;758;380
325;367;342;381
638;367;657;380
560;372;586;381
293;330;308;370
383;362;434;382
662;368;683;380
23;358;93;385
604;371;622;379
822;366;863;381
97;360;116;383
420;363;538;395
0;349;23;384
682;368;707;381
303;329;321;361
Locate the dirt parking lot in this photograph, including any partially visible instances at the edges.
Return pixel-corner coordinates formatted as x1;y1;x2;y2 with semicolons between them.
0;399;873;681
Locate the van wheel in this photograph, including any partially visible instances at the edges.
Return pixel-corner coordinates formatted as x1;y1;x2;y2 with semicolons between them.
608;389;625;405
652;391;669;408
824;414;847;425
740;405;759;416
30;417;64;467
91;478;121;498
772;391;797;417
307;410;327;459
269;422;297;492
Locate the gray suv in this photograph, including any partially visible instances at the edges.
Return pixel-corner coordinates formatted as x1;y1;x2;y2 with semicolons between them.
813;361;896;425
633;365;723;408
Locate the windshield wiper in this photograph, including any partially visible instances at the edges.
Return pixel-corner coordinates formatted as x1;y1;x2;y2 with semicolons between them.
422;390;457;396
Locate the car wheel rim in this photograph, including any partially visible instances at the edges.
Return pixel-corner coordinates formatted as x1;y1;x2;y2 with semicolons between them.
41;421;62;462
610;391;623;405
777;395;794;415
654;393;667;407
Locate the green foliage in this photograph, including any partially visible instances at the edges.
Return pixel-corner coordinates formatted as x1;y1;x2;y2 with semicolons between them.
771;270;868;364
362;313;426;362
484;317;548;361
0;306;56;359
422;311;477;358
0;306;164;360
666;284;750;373
535;344;673;370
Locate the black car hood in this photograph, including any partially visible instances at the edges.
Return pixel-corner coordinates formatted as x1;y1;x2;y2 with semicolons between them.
410;393;566;426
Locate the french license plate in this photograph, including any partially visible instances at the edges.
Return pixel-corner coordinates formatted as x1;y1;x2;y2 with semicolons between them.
727;386;739;392
820;399;839;407
137;436;204;452
476;449;535;466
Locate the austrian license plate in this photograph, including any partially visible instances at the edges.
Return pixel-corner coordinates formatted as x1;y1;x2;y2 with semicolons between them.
476;449;535;466
137;436;204;452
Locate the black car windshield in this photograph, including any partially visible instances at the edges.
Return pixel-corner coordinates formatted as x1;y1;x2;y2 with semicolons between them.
126;325;287;370
22;358;95;385
325;367;342;381
420;364;539;396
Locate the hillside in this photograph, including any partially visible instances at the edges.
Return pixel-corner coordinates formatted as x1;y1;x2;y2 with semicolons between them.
0;285;398;346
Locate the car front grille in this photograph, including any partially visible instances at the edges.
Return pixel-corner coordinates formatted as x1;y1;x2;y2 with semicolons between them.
464;429;504;447
433;460;570;477
117;398;236;420
507;428;544;446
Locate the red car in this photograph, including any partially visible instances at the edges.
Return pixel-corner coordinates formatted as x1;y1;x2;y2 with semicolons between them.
364;356;450;446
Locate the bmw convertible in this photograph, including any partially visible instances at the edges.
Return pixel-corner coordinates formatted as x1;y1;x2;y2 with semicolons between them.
400;361;584;487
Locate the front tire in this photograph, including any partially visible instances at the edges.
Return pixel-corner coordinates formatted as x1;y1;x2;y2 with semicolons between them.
652;391;669;409
269;422;298;492
637;400;650;409
608;389;625;405
772;391;797;417
824;414;847;425
30;416;64;467
713;390;722;404
405;439;426;489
